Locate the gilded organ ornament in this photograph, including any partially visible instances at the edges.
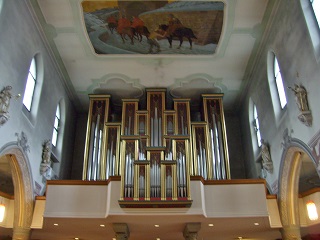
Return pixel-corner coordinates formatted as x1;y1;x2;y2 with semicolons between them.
83;89;230;207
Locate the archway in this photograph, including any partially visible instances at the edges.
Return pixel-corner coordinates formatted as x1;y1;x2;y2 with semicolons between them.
0;143;34;240
278;134;319;239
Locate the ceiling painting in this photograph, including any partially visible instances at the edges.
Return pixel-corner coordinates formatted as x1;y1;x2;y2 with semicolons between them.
81;1;224;55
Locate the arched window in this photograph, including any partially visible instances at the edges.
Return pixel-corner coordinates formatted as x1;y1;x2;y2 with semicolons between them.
274;56;287;109
52;104;61;147
310;0;320;28
253;104;262;147
22;58;37;111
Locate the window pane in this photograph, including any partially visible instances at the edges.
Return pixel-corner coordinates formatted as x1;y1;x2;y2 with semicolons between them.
54;116;59;129
22;74;36;111
56;105;61;119
311;0;320;28
275;74;287;108
29;58;36;80
274;56;287;109
52;104;61;147
23;58;37;111
52;129;58;146
253;105;262;147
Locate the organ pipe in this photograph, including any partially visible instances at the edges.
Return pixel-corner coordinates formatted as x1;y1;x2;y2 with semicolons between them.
84;91;230;206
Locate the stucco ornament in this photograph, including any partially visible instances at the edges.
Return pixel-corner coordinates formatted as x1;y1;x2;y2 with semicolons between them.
288;84;312;127
40;140;52;179
0;85;12;126
260;139;273;174
15;131;30;153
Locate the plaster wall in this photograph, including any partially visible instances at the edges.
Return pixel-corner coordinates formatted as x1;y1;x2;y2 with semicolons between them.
0;0;76;195
240;0;320;193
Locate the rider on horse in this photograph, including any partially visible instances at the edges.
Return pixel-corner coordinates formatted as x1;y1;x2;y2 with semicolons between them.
166;14;183;36
131;16;144;28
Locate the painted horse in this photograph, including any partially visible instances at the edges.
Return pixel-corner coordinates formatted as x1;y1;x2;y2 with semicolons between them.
107;16;117;34
134;26;150;41
158;24;197;49
117;18;135;44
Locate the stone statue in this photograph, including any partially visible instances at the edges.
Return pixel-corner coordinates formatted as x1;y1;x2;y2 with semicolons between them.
0;86;12;126
288;84;309;112
0;86;12;113
42;140;51;164
40;140;52;179
260;139;273;173
288;84;312;126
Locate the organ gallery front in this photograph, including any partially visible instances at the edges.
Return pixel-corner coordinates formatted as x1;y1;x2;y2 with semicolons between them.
82;88;230;207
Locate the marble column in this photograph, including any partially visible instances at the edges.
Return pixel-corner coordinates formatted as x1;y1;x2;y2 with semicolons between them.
183;223;201;240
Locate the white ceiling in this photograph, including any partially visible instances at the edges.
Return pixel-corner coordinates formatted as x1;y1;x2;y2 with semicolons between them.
31;0;270;112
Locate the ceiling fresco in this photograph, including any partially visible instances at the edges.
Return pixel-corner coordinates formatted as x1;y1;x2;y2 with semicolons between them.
81;1;224;54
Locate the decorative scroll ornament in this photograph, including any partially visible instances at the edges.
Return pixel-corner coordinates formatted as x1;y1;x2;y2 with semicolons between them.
40;140;52;179
15;131;30;153
260;139;273;174
288;84;312;127
0;86;12;126
282;128;292;149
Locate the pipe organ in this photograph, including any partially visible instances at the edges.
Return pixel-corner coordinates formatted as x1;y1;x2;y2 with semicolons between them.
83;89;230;207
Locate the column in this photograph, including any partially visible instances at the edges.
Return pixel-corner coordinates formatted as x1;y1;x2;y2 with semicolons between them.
12;227;32;240
113;223;130;240
280;225;302;240
183;223;201;240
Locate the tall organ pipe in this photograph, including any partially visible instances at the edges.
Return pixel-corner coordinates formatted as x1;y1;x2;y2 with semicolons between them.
91;114;101;180
87;120;95;180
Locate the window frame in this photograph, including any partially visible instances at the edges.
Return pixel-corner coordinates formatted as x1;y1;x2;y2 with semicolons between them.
22;57;37;111
300;0;320;61
253;104;262;148
273;55;287;109
52;104;61;147
310;0;320;28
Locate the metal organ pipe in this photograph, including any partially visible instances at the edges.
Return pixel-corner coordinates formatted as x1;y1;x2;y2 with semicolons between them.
202;144;207;180
212;113;221;180
217;120;226;179
87;120;95;180
125;151;134;198
151;107;162;147
96;129;103;179
178;151;185;197
91;114;101;180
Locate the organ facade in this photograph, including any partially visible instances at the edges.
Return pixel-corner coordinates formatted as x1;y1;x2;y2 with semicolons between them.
82;88;230;207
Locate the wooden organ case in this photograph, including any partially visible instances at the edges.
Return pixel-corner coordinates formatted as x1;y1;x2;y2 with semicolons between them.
83;89;230;208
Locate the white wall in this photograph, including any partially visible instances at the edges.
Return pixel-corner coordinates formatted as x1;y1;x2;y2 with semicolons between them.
0;0;77;195
240;0;320;192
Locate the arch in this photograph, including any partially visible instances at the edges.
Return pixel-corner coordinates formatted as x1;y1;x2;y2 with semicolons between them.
278;133;318;239
0;143;34;239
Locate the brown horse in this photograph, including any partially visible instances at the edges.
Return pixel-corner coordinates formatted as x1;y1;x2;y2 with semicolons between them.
158;24;197;49
117;18;135;44
134;26;150;42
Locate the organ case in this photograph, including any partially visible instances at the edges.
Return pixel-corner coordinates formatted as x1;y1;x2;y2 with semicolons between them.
83;89;230;207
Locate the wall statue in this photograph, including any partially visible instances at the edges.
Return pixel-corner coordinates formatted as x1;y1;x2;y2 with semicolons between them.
288;84;312;127
0;85;12;126
40;140;52;179
260;139;273;174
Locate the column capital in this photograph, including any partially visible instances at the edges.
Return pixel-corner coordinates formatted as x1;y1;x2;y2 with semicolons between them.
113;223;130;240
183;223;201;240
